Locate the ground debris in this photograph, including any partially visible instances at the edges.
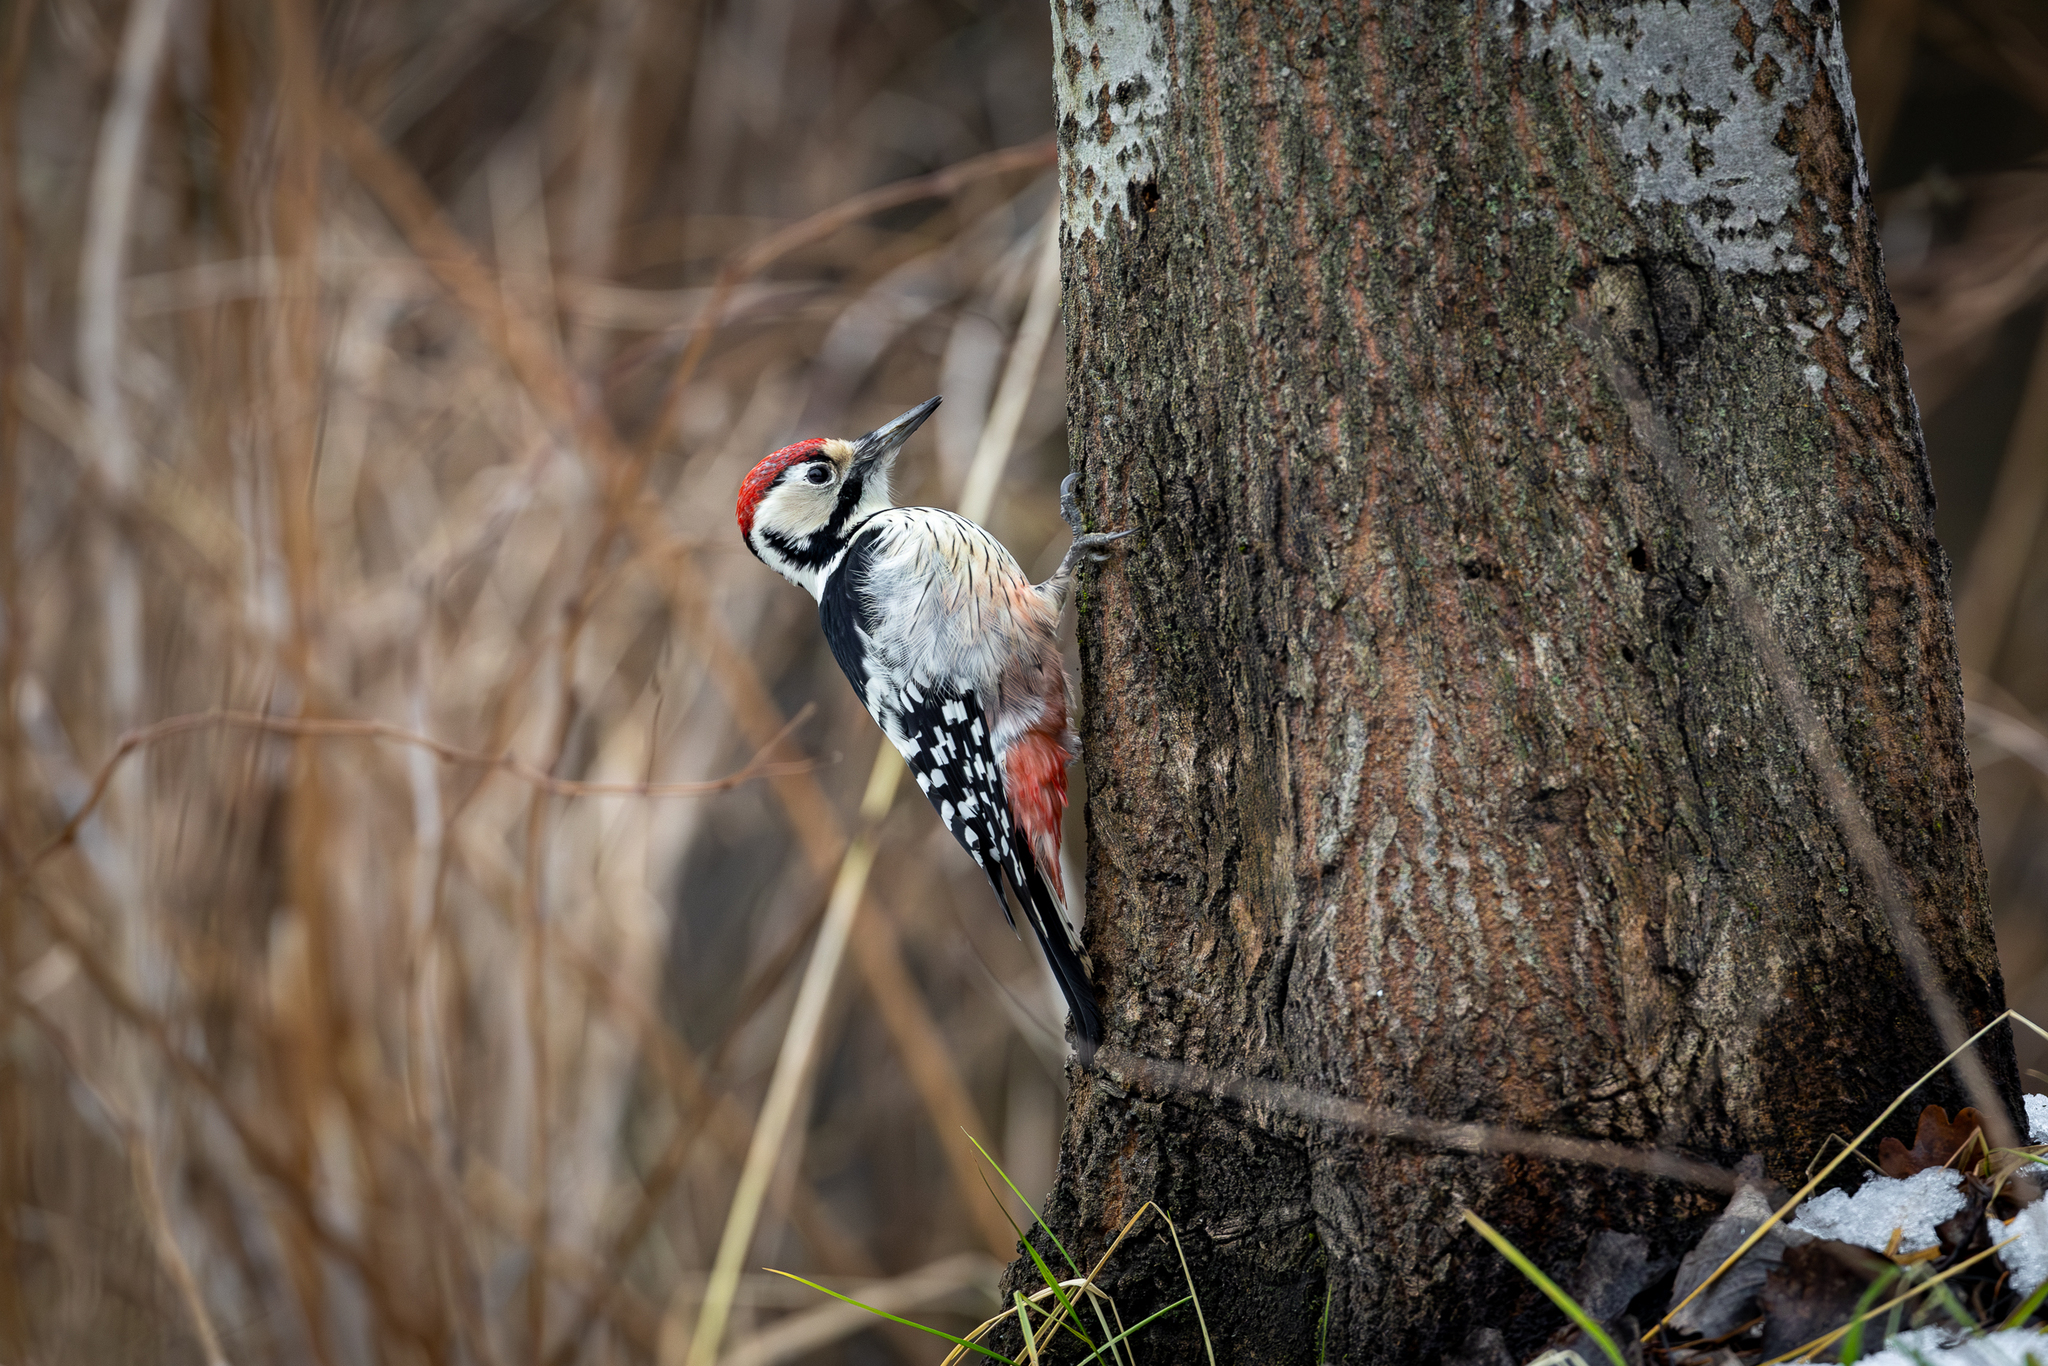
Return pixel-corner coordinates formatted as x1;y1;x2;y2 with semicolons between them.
1877;1104;1991;1178
1482;1098;2048;1366
1666;1158;1809;1342
1756;1241;1886;1359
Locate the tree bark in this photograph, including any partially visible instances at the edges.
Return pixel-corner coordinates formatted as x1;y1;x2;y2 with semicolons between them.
1041;1;2018;1361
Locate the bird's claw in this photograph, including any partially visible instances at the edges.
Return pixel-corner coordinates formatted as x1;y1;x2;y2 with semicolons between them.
1059;473;1085;535
1057;475;1133;569
1061;474;1132;550
1072;528;1133;562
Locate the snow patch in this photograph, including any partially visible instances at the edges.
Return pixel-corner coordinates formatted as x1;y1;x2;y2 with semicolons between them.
1787;1167;1965;1252
1785;1148;2048;1305
2026;1092;2048;1144
1988;1199;2048;1297
1511;0;1828;274
1847;1325;2048;1366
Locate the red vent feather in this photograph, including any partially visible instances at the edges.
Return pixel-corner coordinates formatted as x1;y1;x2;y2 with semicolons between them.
1004;727;1071;902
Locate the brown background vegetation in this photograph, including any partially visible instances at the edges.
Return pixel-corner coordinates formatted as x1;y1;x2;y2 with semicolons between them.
0;0;2042;1361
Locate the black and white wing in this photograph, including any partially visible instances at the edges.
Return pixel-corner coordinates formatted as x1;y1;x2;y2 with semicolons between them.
820;525;1013;907
819;519;1100;1047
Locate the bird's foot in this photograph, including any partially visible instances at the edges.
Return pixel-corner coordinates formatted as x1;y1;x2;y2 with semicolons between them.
1059;474;1133;561
1059;473;1086;533
1070;529;1133;562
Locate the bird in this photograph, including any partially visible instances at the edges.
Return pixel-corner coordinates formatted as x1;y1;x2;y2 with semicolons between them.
735;396;1129;1054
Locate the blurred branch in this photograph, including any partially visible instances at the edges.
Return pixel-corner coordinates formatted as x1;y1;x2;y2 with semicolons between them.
14;883;444;1354
1920;0;2048;122
1888;165;2048;410
0;8;29;1353
329;101;591;435
14;702;821;886
1954;308;2048;673
79;0;176;501
1965;692;2048;785
636;135;1056;467
77;0;176;790
1095;1048;1739;1192
547;926;874;1271
539;885;868;1366
15;996;230;1366
16;363;248;582
1845;0;1917;171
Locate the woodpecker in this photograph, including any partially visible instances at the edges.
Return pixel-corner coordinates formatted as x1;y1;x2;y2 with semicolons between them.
736;397;1128;1053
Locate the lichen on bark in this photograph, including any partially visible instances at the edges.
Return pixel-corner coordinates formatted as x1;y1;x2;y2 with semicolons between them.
1036;0;2016;1361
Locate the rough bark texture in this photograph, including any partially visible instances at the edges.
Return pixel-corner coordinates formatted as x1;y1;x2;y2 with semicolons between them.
1036;1;2018;1361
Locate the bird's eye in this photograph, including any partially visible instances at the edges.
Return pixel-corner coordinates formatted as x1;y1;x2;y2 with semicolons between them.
805;464;833;486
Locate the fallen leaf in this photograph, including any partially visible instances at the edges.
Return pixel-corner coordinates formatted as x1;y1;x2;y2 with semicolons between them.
1757;1240;1887;1361
1877;1105;1988;1178
1668;1165;1810;1341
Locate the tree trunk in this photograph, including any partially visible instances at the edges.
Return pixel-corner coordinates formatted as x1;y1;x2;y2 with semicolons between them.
1042;1;2018;1361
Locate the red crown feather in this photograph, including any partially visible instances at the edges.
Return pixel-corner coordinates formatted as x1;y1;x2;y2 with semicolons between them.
736;438;829;540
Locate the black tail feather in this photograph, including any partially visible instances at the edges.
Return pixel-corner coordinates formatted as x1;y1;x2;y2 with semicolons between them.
1007;839;1101;1058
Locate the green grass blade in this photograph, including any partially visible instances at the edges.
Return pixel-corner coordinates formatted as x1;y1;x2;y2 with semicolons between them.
975;1163;1095;1356
764;1269;1014;1364
1840;1265;1901;1364
2004;1273;2048;1331
1012;1228;1095;1351
1016;1292;1042;1366
1462;1211;1629;1366
1923;1277;1979;1332
969;1133;1083;1277
965;1135;1095;1351
1318;1284;1332;1364
1154;1208;1215;1365
1086;1283;1134;1366
978;1166;1028;1249
1075;1296;1192;1364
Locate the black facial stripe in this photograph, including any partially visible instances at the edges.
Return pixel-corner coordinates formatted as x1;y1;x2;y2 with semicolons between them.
759;526;832;569
755;457;879;573
824;468;870;540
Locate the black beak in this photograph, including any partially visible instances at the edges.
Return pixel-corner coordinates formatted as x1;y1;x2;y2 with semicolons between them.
849;397;941;474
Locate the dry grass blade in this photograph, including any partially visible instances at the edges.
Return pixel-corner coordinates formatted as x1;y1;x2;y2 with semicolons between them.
1752;1235;2023;1365
675;749;901;1366
1954;310;2048;674
1653;1008;2048;1340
